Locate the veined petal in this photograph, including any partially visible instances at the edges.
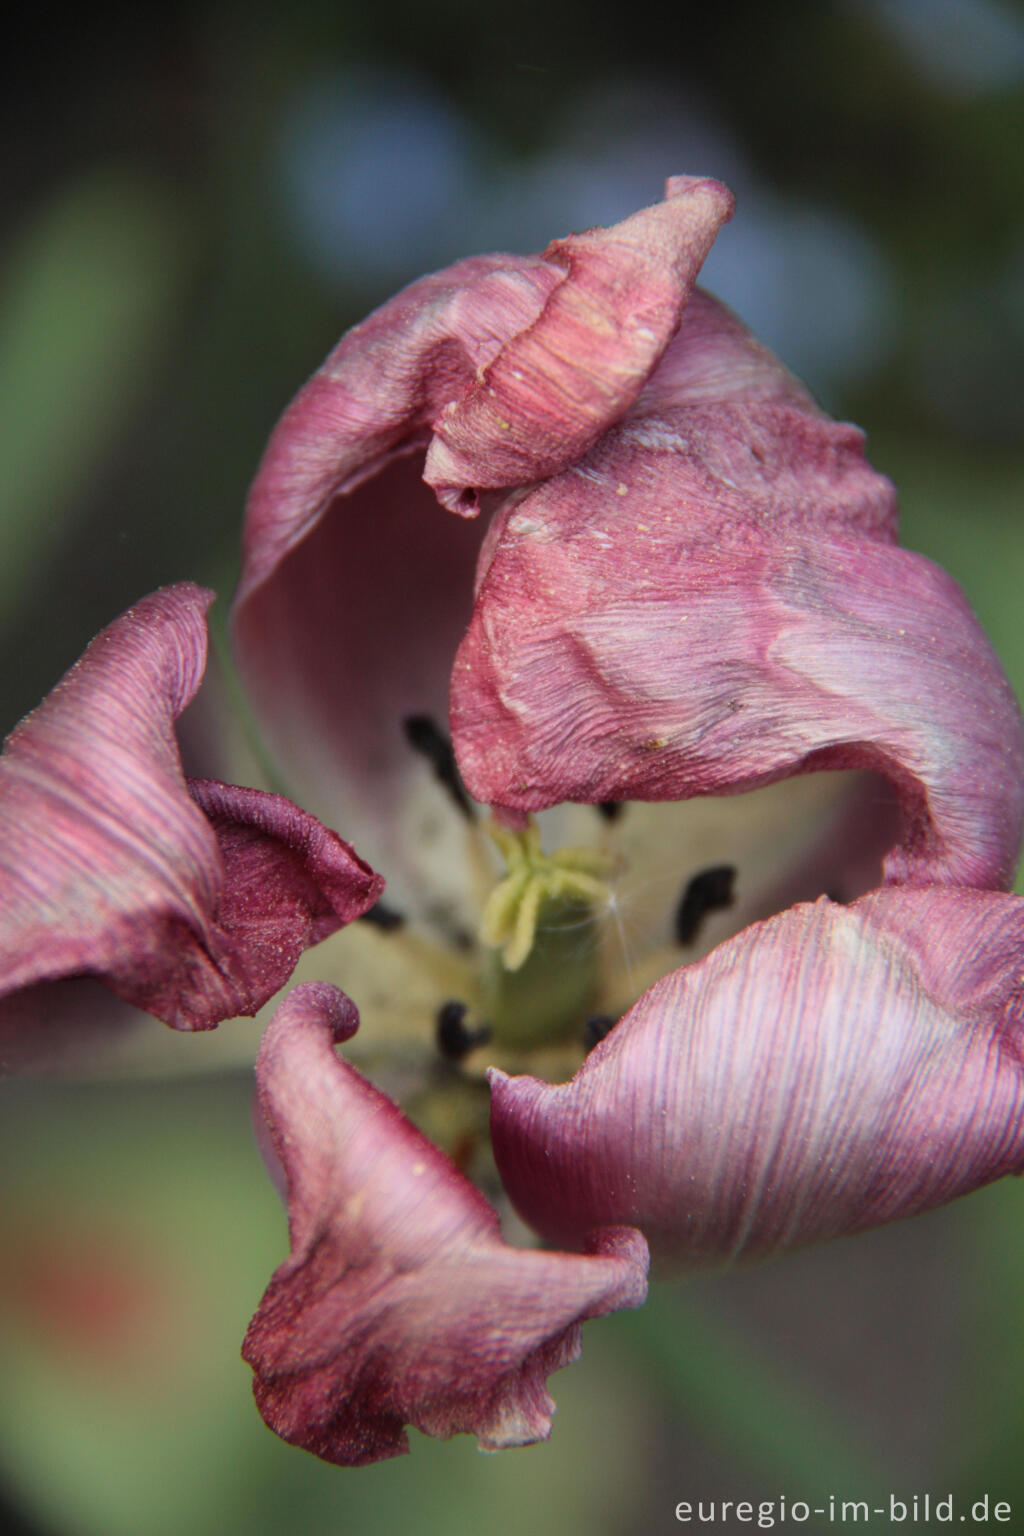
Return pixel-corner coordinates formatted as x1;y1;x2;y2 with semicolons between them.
619;290;898;542
231;250;552;857
243;982;648;1466
235;179;732;612
0;586;382;1038
231;181;731;853
452;312;1023;888
489;888;1024;1266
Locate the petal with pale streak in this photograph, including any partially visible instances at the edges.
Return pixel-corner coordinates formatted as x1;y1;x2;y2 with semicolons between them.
489;889;1024;1266
0;586;383;1037
242;982;648;1466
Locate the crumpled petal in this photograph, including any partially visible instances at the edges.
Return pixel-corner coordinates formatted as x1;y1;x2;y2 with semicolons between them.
235;252;560;605
451;290;1024;891
242;982;648;1466
423;175;734;510
0;585;383;1036
489;888;1024;1266
230;179;732;849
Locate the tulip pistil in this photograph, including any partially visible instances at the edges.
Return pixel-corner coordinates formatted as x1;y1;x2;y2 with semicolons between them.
474;818;619;1054
480;819;615;971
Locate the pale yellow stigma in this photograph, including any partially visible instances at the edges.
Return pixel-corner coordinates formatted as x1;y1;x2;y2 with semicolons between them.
479;817;615;971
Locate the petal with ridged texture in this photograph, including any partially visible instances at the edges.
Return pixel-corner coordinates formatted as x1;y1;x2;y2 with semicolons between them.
232;254;562;846
490;888;1024;1266
231;181;732;864
0;586;382;1040
423;175;734;510
452;293;1024;890
242;982;648;1466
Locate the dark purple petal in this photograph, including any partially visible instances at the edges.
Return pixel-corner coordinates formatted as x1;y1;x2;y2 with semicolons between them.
490;888;1024;1266
0;586;383;1037
243;982;648;1466
452;295;1024;890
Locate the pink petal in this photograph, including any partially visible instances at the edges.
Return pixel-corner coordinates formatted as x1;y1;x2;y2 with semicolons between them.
490;888;1024;1266
235;253;562;611
231;180;731;836
231;453;491;872
423;175;734;510
242;982;648;1466
452;298;1024;890
0;586;382;1035
231;250;550;840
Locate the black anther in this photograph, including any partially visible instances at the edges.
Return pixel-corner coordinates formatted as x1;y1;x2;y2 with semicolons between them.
436;1001;492;1061
402;714;476;820
596;801;623;822
583;1014;617;1051
674;864;737;945
358;899;406;931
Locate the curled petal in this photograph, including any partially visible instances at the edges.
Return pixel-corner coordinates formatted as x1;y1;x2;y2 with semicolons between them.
243;982;648;1466
617;291;898;541
235;254;563;613
231;250;552;845
0;586;382;1035
236;178;731;607
490;889;1024;1266
231;181;731;841
424;175;734;509
452;335;1024;887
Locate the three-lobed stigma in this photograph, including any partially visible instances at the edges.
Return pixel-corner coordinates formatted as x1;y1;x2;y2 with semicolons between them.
480;817;616;970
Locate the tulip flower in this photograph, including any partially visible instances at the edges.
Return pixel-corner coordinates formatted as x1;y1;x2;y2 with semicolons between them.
0;583;383;1074
234;177;1024;1464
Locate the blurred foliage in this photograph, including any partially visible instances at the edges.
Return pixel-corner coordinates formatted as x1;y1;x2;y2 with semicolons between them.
0;170;193;637
1;1;1023;1532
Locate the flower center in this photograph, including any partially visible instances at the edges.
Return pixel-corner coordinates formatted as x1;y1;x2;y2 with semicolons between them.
479;816;616;1051
293;717;892;1189
480;818;616;972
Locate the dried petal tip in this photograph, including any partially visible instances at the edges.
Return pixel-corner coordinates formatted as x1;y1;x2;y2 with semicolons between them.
230;179;736;851
424;175;734;509
243;983;648;1466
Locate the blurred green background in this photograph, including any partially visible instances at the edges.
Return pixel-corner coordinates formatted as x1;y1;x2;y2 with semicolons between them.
2;1;1023;1532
